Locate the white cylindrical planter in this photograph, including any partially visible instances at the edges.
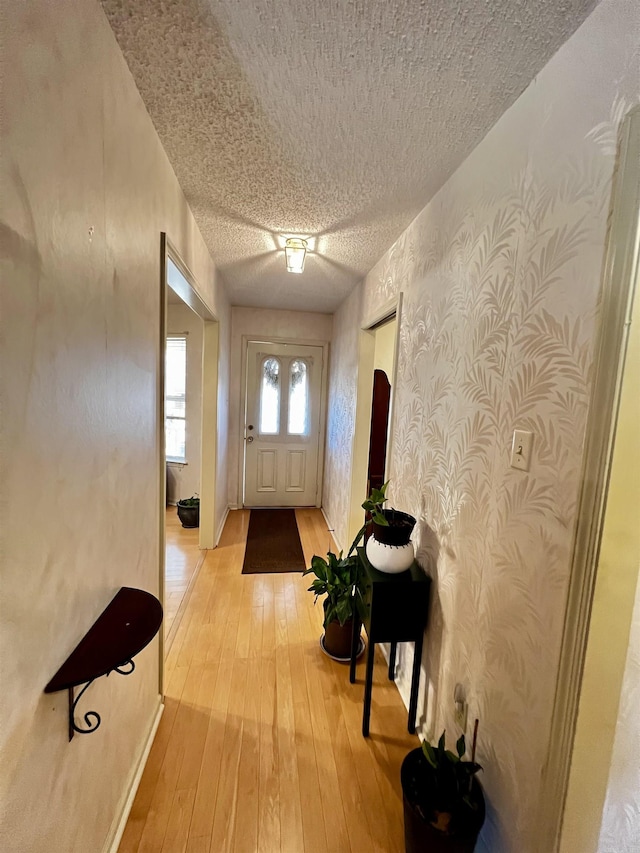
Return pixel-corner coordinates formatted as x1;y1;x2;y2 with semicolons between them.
366;536;415;574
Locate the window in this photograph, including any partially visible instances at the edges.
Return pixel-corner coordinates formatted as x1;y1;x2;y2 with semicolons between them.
288;359;308;434
165;336;187;461
260;357;280;434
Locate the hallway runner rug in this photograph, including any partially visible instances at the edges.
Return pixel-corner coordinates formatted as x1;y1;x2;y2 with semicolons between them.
241;509;306;574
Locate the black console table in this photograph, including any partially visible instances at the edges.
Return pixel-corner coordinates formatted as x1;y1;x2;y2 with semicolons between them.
350;548;430;737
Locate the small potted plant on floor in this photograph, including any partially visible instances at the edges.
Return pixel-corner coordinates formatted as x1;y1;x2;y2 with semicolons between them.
303;528;365;660
176;495;200;528
363;482;416;573
401;727;484;853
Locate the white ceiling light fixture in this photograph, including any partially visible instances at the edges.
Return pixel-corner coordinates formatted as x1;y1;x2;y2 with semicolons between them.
284;238;307;274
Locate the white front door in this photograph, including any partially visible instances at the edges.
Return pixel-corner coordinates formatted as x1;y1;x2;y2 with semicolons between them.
243;341;324;507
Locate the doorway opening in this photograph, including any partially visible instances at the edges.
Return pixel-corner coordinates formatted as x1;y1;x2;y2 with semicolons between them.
368;368;391;495
346;303;400;547
159;235;219;665
367;315;398;495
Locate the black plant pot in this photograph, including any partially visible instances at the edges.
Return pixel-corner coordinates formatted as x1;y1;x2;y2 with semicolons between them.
176;502;200;528
372;509;416;546
401;748;485;853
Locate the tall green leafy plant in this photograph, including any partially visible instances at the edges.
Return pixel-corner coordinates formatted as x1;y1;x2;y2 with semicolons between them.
304;482;396;627
178;495;200;507
303;528;364;627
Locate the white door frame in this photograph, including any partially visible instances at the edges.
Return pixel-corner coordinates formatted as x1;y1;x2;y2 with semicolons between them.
158;234;219;690
538;106;640;851
238;334;329;508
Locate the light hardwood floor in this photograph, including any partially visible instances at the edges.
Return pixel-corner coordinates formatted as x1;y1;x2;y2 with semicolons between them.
119;508;419;853
165;507;206;648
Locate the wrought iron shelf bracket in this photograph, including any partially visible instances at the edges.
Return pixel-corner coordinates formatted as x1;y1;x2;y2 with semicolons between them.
45;588;162;741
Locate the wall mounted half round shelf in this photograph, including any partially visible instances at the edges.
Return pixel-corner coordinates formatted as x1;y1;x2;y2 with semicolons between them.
44;587;163;740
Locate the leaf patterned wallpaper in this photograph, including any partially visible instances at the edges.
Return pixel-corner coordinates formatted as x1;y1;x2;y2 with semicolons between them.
322;1;639;850
323;284;362;538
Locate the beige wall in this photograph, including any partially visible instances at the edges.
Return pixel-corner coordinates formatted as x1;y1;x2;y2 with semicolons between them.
166;302;203;502
0;2;229;851
323;0;639;850
227;306;332;507
324;284;364;549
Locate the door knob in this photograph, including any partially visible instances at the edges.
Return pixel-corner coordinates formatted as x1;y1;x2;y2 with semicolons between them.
246;435;254;443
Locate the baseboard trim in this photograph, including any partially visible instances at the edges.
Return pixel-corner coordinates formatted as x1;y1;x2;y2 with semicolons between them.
321;507;342;552
103;700;164;853
216;504;231;546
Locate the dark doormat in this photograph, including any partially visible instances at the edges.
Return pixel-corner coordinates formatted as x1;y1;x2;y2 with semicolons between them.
242;509;306;574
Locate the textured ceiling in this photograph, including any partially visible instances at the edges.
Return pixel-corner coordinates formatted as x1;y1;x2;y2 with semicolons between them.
102;0;597;313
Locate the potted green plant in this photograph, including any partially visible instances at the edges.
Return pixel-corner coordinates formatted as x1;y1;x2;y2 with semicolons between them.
176;495;200;528
303;528;365;660
401;728;484;853
304;482;415;656
363;482;416;573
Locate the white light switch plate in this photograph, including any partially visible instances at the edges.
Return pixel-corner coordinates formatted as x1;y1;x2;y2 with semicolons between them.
510;430;533;471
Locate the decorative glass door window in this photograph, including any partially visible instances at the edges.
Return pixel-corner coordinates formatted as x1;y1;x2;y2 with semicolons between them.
288;359;309;435
259;357;280;434
165;335;187;461
244;341;324;507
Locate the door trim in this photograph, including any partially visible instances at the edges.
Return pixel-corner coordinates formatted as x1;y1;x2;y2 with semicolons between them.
162;235;218;550
158;237;167;695
238;335;329;508
159;233;219;692
538;105;640;851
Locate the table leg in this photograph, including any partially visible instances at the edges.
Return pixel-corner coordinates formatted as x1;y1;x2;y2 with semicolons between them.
350;615;360;684
408;630;424;734
362;639;375;737
388;641;397;681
